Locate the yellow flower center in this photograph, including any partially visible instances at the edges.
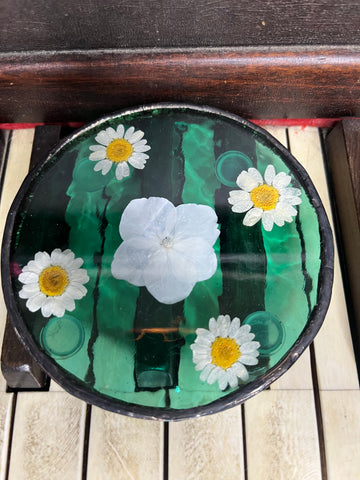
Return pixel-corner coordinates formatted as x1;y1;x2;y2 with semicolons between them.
211;337;241;369
39;266;69;297
250;184;279;211
106;138;133;163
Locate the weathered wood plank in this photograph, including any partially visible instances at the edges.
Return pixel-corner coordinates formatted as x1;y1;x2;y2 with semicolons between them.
0;130;34;391
288;127;359;390
264;126;313;390
0;47;359;123
245;390;322;480
325;120;360;360
168;407;245;480
87;408;164;480
0;393;13;480
1;0;359;51
8;392;86;480
320;390;360;480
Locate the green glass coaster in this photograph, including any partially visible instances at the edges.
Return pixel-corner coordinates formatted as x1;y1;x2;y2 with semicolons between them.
2;103;333;420
41;315;85;359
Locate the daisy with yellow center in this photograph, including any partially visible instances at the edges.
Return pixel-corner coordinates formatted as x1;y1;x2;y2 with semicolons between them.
89;124;151;181
191;315;260;390
228;165;302;231
18;249;89;318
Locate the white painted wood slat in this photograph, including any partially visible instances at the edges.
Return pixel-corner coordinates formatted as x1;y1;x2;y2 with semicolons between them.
245;390;322;480
168;406;245;480
87;408;164;480
320;390;360;480
8;392;86;480
0;130;34;392
264;126;313;390
0;393;13;480
288;127;359;391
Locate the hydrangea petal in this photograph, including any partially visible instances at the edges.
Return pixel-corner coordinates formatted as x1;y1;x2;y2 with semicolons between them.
119;197;177;241
174;203;220;246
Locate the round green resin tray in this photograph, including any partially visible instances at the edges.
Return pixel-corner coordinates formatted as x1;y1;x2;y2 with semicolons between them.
2;104;334;420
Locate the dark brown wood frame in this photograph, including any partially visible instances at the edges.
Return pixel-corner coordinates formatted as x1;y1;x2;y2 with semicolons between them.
1;46;359;123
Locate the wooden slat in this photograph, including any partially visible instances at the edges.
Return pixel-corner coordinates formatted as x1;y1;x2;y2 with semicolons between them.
320;390;360;480
87;408;164;480
288;126;359;390
0;47;359;123
264;126;313;390
245;390;322;480
0;393;13;480
8;392;86;480
168;407;245;480
0;130;34;391
325;119;360;355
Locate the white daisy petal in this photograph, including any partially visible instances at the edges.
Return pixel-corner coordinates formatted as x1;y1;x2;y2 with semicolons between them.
229;165;301;230
261;210;275;231
90;124;150;181
124;126;135;140
236;363;249;381
105;127;117;139
89;145;106;152
95;130;112;146
272;171;291;189
236;170;261;192
243;207;263;227
240;355;259;366
89;150;106;161
26;292;46;312
128;155;146;169
248;167;263;185
116;124;125;138
191;315;260;390
133;144;151;153
115;161;130;180
94;159;112;175
199;363;216;382
264;164;276;185
128;129;145;143
18;249;89;318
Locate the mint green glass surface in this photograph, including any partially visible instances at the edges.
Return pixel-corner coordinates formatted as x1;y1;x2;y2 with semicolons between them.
9;107;322;412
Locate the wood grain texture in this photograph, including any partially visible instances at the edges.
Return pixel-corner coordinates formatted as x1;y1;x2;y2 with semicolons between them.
8;392;86;480
0;393;13;480
288;127;359;390
0;47;359;122
325;120;360;360
245;390;322;480
87;408;163;480
320;390;360;480
0;0;359;51
168;407;244;480
0;130;34;391
263;126;314;390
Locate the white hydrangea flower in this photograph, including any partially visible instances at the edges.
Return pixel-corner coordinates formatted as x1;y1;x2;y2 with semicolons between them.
191;314;260;390
111;197;220;304
228;165;302;231
89;124;151;180
18;249;89;318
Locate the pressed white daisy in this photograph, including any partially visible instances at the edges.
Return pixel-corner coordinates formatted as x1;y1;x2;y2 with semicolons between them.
18;249;89;318
228;164;302;231
191;315;260;391
89;124;151;180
